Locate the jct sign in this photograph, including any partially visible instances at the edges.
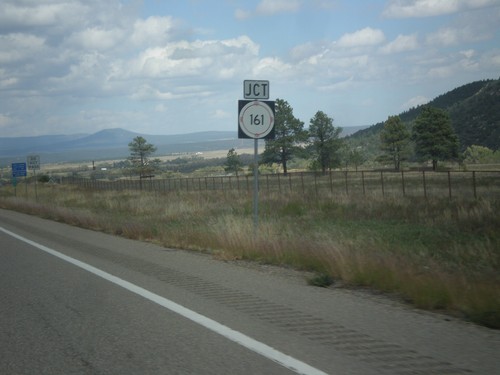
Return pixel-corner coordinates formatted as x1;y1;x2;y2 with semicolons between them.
243;80;269;100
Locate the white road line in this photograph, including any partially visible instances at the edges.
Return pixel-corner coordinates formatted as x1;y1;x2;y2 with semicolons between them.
0;226;329;375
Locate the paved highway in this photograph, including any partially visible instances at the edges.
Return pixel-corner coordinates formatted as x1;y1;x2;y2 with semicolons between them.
1;209;499;374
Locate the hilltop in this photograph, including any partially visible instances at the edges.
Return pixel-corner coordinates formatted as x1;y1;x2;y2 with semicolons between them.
348;78;500;157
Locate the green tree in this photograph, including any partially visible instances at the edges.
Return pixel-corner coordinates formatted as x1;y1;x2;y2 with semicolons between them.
261;98;307;174
349;148;366;172
128;136;157;179
463;145;495;164
308;111;343;174
379;115;410;171
339;143;366;171
412;107;459;171
224;148;243;175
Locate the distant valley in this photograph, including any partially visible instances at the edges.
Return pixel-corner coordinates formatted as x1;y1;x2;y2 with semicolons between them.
0;126;368;165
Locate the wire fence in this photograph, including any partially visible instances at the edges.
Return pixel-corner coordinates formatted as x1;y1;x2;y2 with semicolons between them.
63;170;500;199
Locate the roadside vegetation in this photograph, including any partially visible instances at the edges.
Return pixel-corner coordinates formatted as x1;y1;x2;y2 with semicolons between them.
1;87;499;329
1;183;498;329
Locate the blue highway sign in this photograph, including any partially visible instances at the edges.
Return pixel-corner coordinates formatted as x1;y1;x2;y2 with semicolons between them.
12;163;27;177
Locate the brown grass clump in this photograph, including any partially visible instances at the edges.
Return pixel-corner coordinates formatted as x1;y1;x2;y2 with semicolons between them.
0;184;498;328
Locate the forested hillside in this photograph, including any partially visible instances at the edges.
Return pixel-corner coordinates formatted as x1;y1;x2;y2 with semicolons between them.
348;78;500;157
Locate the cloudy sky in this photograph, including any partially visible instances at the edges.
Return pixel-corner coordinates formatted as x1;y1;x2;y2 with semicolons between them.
1;0;499;137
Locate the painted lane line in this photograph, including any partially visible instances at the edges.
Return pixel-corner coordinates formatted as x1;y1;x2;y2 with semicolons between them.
0;226;329;375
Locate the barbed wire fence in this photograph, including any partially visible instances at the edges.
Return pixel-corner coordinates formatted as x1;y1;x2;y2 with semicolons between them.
62;170;500;200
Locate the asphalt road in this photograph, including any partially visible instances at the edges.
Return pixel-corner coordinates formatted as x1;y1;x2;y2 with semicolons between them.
1;208;499;374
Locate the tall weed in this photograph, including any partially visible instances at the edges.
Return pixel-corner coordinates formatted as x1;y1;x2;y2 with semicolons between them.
0;184;498;328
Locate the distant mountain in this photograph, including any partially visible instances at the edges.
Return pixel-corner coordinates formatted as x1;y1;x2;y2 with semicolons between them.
341;125;370;136
348;78;500;155
0;129;245;164
0;123;368;165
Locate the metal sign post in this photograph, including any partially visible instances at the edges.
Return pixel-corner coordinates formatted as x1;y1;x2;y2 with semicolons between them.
12;162;27;198
253;138;259;232
238;81;275;234
28;155;40;202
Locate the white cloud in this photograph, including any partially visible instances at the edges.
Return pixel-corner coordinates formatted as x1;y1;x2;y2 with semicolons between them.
235;0;300;19
256;0;301;15
0;33;46;63
337;27;385;47
155;103;167;112
401;95;429;110
0;113;13;128
252;57;292;77
426;25;490;47
460;49;475;59
383;0;498;18
234;9;252;20
481;50;500;69
212;109;231;119
68;27;125;51
317;76;356;92
131;16;179;47
380;34;418;54
0;1;88;28
123;36;259;80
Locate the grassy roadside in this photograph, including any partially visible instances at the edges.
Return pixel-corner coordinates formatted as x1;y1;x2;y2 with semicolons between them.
1;184;499;328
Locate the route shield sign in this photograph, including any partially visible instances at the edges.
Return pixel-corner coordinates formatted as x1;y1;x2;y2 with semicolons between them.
238;100;275;139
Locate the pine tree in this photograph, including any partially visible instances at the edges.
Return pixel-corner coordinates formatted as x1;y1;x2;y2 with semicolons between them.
224;148;242;175
128;136;157;179
412;107;459;170
379;115;410;171
308;111;343;174
261;99;307;175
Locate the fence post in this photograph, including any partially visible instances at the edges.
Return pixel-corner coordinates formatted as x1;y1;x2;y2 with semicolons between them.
380;171;385;196
422;171;427;199
472;171;477;199
361;171;366;196
447;171;452;199
344;171;348;195
401;170;406;196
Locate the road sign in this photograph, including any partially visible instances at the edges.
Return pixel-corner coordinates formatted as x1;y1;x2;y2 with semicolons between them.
27;155;40;170
243;80;269;99
12;163;27;177
238;100;275;139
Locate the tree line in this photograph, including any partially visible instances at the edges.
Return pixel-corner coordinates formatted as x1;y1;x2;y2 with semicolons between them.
127;98;492;179
256;99;460;173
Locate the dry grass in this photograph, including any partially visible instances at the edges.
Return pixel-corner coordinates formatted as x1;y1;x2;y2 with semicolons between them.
0;183;498;328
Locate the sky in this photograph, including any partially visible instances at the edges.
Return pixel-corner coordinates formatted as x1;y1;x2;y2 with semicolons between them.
1;0;499;137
